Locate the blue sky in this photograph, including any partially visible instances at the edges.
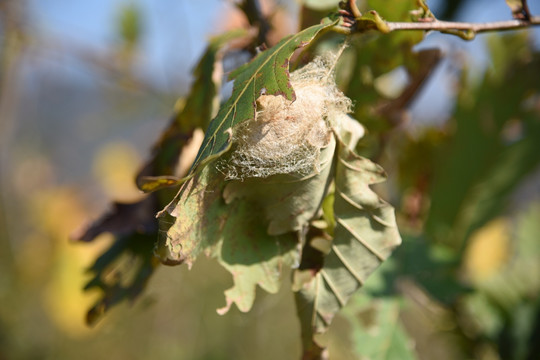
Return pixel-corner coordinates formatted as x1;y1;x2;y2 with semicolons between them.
27;0;228;90
26;0;540;91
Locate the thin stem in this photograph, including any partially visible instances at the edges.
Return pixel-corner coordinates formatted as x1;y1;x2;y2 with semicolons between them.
386;17;540;33
239;0;271;47
346;0;361;18
336;1;540;40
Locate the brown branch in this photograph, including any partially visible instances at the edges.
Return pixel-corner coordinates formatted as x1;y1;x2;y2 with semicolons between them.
336;2;540;40
238;0;271;48
386;17;540;33
382;16;540;40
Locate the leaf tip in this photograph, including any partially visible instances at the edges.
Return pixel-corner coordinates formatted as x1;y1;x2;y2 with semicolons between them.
216;298;233;315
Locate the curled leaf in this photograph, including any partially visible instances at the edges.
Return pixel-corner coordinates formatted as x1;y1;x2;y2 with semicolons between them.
294;126;401;343
158;163;298;313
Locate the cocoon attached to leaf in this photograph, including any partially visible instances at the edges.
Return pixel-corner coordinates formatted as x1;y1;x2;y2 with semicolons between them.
219;53;353;180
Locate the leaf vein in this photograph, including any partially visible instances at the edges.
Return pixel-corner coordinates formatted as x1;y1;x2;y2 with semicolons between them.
320;269;347;307
335;218;386;261
331;244;365;285
336;186;366;211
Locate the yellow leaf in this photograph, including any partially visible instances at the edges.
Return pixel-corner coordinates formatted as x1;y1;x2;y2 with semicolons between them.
463;218;510;283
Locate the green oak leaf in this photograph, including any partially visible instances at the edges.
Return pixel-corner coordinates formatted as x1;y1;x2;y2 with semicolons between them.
137;29;249;193
294;130;401;338
156;161;298;313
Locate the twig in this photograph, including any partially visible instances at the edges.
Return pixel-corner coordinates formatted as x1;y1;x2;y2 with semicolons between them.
386;17;540;33
346;0;361;18
336;1;540;40
238;0;271;48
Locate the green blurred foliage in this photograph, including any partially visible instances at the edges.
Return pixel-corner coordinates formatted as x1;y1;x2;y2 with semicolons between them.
426;33;540;250
117;3;142;47
1;1;540;360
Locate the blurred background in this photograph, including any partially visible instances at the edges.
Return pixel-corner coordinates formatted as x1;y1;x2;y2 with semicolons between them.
0;0;539;359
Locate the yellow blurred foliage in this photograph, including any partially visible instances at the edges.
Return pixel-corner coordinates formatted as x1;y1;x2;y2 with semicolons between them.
26;188;112;337
92;141;143;202
13;153;56;195
463;218;510;283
